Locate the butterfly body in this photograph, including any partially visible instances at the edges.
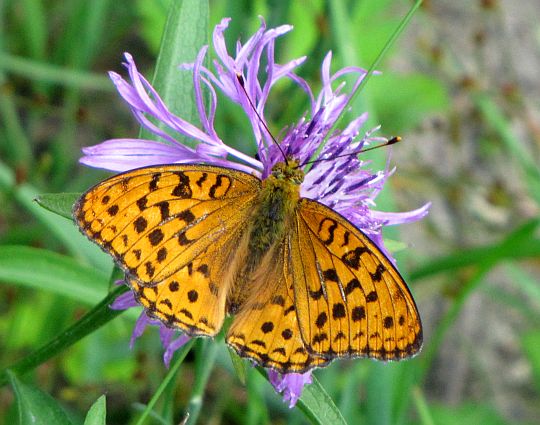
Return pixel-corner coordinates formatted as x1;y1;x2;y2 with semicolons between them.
228;159;303;312
74;160;422;373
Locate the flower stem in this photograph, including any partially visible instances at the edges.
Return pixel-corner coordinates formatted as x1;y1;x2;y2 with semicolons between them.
133;339;195;425
306;0;424;171
185;338;219;425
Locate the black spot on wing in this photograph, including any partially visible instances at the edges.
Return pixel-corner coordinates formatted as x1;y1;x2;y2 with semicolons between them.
136;196;148;211
323;268;339;282
370;264;386;282
332;303;346;319
317;218;338;245
261;322;274;333
344;278;360;296
107;204;119;216
209;174;232;198
148;228;164;246
315;312;327;328
352;306;366;321
134;217;148;233
366;291;378;302
172;172;192;198
149;173;160;191
342;246;369;270
196;172;207;187
156;201;170;220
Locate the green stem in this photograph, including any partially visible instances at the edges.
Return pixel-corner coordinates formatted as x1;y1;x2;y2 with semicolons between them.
412;386;435;425
185;339;219;425
305;0;424;171
134;339;195;425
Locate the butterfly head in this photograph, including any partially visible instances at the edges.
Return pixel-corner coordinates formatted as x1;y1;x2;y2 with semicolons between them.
270;158;304;185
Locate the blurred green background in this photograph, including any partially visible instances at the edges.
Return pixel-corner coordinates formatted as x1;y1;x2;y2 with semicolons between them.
1;0;539;424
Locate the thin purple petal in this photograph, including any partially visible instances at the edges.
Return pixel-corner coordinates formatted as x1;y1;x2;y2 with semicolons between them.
80;139;200;171
163;334;191;368
110;290;139;310
268;370;313;408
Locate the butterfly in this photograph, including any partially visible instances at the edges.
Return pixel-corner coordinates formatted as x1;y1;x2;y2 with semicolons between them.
73;157;422;373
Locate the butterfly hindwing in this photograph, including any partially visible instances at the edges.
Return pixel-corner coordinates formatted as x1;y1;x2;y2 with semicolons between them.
292;198;422;360
128;225;244;336
227;241;328;373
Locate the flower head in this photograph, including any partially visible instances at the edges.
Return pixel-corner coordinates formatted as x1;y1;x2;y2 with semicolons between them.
84;17;429;408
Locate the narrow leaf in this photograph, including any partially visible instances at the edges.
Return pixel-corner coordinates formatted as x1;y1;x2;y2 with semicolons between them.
84;395;107;425
0;162;111;269
296;374;348;425
0;246;108;305
0;286;127;385
140;0;209;145
35;193;80;220
8;371;74;425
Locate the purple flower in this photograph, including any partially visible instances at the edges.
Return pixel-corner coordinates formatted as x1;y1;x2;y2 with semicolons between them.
110;287;189;367
268;370;313;408
86;17;429;408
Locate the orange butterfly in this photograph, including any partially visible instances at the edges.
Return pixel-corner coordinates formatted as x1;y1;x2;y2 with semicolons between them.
74;158;422;373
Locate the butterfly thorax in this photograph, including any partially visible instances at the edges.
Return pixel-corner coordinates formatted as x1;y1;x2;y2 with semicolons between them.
250;159;303;250
227;159;304;313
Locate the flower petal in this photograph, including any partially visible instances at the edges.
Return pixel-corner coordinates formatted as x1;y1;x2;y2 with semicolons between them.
268;370;313;408
80;139;200;171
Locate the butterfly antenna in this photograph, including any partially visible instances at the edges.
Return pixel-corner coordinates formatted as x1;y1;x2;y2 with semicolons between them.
301;136;401;167
236;73;288;164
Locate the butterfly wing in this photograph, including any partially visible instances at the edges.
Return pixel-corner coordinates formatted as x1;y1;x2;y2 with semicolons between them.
291;198;422;360
226;241;329;373
74;164;261;336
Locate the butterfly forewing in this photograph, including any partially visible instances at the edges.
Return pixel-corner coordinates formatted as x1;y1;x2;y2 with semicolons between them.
74;165;261;337
293;199;422;360
74;164;261;285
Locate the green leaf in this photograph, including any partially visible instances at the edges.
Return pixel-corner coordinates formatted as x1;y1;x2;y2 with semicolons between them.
140;0;209;146
0;53;113;91
412;386;436;425
228;347;248;385
296;375;348;425
0;246;108;305
8;371;74;425
84;395;107;425
411;219;540;281
35;193;81;220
